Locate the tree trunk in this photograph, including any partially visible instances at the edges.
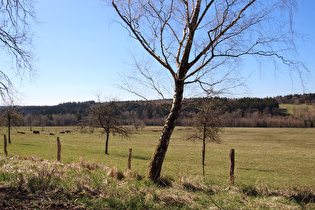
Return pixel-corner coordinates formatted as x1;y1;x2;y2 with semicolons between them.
4;135;8;156
146;79;184;182
128;148;132;170
57;137;61;162
7;115;11;144
105;130;109;155
230;149;235;184
202;124;206;176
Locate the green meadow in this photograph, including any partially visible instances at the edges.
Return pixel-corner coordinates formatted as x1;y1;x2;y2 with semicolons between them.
0;126;314;209
280;104;315;116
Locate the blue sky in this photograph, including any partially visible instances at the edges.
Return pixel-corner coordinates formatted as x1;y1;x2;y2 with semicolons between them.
4;0;315;106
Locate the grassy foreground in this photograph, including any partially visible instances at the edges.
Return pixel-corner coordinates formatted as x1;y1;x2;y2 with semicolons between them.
0;126;314;209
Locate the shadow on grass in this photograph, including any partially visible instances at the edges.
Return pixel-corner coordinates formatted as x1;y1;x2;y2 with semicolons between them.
113;153;150;161
290;191;315;204
157;176;174;187
238;167;275;173
14;143;36;146
132;155;150;161
242;185;315;205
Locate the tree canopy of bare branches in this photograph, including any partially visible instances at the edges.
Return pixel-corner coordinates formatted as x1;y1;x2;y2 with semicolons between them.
0;0;36;103
187;99;223;175
89;101;132;155
111;0;307;182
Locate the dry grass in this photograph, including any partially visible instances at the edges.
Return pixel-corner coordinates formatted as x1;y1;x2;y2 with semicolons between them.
107;167;124;180
0;155;314;209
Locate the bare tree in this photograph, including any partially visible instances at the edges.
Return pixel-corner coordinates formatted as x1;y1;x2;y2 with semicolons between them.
25;113;34;131
187;98;223;176
89;101;132;155
0;0;36;103
0;106;23;144
111;0;307;182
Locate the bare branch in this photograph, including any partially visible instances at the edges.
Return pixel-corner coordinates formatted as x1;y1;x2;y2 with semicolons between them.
187;0;256;70
117;58;173;111
112;0;176;79
0;0;36;103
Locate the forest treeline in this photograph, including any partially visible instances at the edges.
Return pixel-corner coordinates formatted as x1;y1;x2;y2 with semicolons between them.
275;93;315;104
1;94;315;128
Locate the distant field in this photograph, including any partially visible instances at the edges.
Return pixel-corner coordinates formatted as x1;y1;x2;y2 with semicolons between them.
280;103;315;116
1;126;314;188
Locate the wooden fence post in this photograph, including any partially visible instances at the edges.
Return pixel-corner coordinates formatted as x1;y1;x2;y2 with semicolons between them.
127;148;132;170
4;135;8;156
57;137;61;162
229;149;235;184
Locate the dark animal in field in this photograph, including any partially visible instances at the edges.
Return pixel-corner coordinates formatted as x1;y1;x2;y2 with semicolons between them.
50;133;55;135
65;130;71;133
33;131;40;134
59;131;65;134
17;131;25;134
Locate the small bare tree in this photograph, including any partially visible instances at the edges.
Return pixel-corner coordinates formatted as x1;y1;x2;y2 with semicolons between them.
187;99;223;176
111;0;308;182
89;101;132;155
0;0;36;103
0;106;23;144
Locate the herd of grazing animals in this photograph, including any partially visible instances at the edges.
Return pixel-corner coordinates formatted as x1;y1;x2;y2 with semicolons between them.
16;130;72;135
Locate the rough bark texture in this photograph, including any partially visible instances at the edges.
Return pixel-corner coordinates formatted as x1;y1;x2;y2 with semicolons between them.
146;80;184;182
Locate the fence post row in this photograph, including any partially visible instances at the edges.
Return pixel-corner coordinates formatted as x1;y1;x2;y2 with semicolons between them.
3;135;237;183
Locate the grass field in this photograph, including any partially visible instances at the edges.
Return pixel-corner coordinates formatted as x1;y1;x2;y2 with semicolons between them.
0;126;314;209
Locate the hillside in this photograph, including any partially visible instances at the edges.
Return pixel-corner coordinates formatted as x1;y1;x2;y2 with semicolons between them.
279;104;315;115
1;93;314;128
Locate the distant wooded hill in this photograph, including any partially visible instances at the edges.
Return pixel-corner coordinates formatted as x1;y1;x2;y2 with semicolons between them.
2;93;315;128
17;97;281;122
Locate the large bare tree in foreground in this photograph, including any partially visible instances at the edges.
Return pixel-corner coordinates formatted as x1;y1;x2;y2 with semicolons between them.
111;0;307;182
0;0;36;103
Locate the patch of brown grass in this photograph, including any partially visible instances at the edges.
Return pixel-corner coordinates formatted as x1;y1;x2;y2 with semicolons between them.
124;169;142;180
107;167;124;180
